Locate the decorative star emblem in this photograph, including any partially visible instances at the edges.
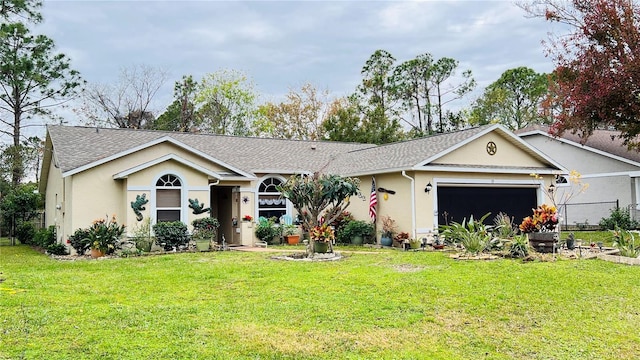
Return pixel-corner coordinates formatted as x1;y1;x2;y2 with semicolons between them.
242;196;250;204
486;141;497;155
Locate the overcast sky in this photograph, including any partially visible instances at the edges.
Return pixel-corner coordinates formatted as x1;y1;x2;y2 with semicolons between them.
34;0;563;130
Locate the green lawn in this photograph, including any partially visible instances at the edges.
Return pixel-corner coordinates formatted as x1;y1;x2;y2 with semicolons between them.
1;245;639;359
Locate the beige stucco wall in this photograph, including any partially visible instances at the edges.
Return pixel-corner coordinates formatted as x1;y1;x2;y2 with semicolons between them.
43;157;66;243
347;170;554;244
67;143;220;236
435;133;547;167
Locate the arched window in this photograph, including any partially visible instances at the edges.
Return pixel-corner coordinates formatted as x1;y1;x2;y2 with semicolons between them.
258;177;286;220
156;174;182;222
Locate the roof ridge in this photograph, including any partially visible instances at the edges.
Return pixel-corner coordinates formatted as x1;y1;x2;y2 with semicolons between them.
49;124;371;146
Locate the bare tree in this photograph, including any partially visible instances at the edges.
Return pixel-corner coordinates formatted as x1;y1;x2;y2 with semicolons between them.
77;64;169;129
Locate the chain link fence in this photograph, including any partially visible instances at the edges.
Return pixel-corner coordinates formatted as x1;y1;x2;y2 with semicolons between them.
559;200;619;231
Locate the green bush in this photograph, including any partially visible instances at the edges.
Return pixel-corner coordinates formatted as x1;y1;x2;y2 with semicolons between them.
599;207;639;230
33;225;56;248
15;222;35;245
439;213;493;255
338;220;374;244
69;228;91;255
493;212;516;238
153;221;189;251
85;216;126;254
192;217;220;240
508;234;529;258
612;226;640;258
255;217;280;244
46;243;68;255
328;209;354;240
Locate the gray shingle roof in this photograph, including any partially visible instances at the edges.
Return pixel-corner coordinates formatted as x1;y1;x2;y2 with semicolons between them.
47;125;376;176
324;125;493;175
517;125;640;164
47;124;548;179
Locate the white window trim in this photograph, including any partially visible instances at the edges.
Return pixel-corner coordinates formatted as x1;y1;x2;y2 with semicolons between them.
152;172;188;225
255;174;291;220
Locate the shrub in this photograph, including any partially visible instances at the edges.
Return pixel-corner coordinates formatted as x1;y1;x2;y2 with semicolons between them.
599;207;639;230
86;216;126;254
153;221;189;251
328;209;354;240
192;217;220;240
508;234;529;258
15;222;35;245
33;225;56;248
337;220;374;244
255;217;280;245
131;217;154;252
46;243;68;255
493;212;516;238
69;228;91;255
440;213;493;255
611;226;640;257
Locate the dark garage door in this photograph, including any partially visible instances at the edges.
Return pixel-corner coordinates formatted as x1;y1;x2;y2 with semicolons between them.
437;186;537;226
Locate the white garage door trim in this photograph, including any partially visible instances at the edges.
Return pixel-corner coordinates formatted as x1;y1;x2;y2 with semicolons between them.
431;177;545;229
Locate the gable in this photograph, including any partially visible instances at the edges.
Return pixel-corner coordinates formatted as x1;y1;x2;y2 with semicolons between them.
61;136;254;180
414;125;565;175
523;133;640;173
433;132;549;168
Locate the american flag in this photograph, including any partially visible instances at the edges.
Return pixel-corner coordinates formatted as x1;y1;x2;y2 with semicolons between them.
369;176;377;222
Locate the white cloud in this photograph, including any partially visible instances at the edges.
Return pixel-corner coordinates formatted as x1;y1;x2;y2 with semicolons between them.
34;0;559;127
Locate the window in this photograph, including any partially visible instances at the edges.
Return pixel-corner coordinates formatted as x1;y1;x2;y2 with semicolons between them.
555;175;569;187
258;177;286;220
156;174;181;222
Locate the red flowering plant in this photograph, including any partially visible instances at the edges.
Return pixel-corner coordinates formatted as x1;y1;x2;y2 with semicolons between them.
519;204;559;233
309;224;335;243
242;214;253;222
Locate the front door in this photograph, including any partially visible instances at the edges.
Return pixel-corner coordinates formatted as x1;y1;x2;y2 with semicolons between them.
210;186;235;244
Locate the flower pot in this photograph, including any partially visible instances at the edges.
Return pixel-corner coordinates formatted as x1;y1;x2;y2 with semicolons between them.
313;241;329;253
528;232;558;253
350;235;364;245
195;238;210;251
90;248;105;258
409;240;421;249
566;238;575;250
286;234;300;245
380;236;393;247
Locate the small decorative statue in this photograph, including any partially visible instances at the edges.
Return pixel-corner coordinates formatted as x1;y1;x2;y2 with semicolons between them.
188;198;210;215
130;194;149;221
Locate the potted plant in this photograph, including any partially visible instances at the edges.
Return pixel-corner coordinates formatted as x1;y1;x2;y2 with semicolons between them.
340;220;374;245
85;215;126;258
394;231;410;248
519;204;559;253
380;215;397;247
310;224;334;253
242;214;253;222
409;238;421;249
282;223;300;245
255;217;279;245
192;217;220;251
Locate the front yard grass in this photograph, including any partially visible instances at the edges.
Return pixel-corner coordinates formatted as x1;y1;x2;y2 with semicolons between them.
1;245;639;359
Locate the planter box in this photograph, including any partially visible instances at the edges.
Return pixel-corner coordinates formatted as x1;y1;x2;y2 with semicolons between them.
528;232;558;253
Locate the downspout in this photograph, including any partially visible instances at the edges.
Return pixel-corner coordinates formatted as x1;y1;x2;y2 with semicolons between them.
401;171;416;240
